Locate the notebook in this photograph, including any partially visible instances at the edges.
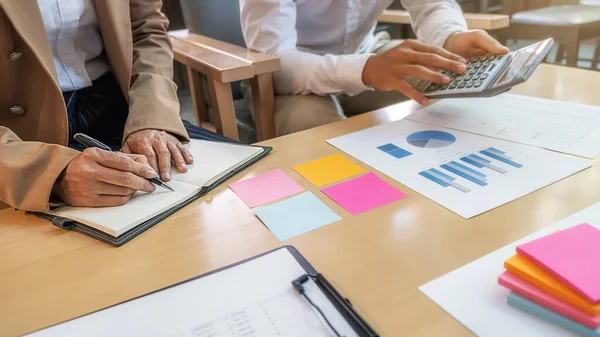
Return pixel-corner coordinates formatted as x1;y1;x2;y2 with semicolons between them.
36;137;271;246
505;254;600;316
507;292;600;337
499;271;600;329
517;224;600;304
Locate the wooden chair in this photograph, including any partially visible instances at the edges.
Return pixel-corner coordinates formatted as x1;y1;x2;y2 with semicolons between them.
496;0;600;68
169;0;280;143
169;30;279;142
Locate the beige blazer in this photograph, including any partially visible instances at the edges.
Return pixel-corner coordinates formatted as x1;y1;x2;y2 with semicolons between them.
0;0;188;212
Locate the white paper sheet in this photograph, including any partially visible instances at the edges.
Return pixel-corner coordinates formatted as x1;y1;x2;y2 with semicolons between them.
57;180;201;236
172;139;263;186
407;94;600;159
27;248;359;337
327;119;590;218
419;202;600;337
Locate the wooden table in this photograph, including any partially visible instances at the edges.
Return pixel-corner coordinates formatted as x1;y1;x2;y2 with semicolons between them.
378;9;510;30
1;64;600;337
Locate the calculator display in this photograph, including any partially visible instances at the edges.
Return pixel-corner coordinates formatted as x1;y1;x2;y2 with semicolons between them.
493;40;550;88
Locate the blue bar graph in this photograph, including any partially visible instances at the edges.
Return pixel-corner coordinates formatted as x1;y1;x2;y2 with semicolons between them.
420;147;521;193
461;155;486;168
448;161;487;179
429;168;454;181
487;147;511;159
461;154;508;174
419;168;471;193
480;147;523;168
441;163;488;186
377;143;412;159
419;170;450;187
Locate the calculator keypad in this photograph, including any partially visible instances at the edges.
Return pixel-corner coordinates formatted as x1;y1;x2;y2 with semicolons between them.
424;54;508;96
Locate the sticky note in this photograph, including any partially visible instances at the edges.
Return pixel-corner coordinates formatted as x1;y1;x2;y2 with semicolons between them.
498;271;600;329
507;292;600;337
321;172;408;215
229;169;304;208
517;224;600;304
292;154;366;187
504;254;600;316
254;192;341;241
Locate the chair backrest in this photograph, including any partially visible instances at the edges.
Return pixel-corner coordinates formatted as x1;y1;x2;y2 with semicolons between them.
178;0;246;48
178;0;246;99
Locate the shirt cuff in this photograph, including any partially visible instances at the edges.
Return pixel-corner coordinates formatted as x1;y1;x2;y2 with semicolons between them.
335;53;374;96
431;25;468;49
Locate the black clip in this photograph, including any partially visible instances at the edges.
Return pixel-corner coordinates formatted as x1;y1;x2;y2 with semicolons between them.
51;216;75;230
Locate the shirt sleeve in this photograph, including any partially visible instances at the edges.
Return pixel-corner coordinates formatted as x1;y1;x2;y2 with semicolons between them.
125;0;189;142
0;126;79;212
402;0;468;48
240;0;372;96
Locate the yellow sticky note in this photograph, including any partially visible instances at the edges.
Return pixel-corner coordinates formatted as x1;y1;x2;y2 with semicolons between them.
292;154;366;187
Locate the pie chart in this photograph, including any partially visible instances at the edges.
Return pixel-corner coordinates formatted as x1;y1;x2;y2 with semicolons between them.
406;130;456;148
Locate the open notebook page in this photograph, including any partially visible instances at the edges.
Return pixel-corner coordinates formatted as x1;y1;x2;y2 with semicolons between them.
54;180;201;237
172;139;264;187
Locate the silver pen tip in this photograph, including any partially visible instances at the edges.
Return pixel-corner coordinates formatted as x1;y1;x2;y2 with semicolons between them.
162;183;175;192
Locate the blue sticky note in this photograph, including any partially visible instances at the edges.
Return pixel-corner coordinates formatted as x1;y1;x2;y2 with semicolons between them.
253;192;341;241
507;292;600;337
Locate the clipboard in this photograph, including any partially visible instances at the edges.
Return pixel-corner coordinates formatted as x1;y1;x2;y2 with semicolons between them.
26;246;379;337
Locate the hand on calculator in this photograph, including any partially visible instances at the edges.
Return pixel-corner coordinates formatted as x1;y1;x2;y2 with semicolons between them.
444;30;509;60
424;38;553;99
362;30;510;105
362;39;468;105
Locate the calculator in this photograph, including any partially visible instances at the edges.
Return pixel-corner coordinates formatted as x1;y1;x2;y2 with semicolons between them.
421;38;554;99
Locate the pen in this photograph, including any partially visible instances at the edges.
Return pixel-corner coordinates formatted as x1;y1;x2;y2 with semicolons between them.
73;133;174;192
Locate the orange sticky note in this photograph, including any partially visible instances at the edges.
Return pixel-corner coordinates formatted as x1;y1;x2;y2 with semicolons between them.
505;254;600;316
292;154;366;187
517;224;600;304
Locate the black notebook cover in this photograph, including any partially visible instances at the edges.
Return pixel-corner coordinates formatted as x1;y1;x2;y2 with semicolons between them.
34;128;272;246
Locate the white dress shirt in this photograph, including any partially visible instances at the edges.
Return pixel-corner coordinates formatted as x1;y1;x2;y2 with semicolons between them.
240;0;468;96
37;0;110;92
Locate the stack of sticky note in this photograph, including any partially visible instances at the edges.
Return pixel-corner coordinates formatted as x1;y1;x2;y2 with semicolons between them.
497;224;600;336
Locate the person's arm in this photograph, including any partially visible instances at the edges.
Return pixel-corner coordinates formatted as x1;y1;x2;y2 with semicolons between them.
402;0;509;59
122;0;193;181
402;0;468;47
0;127;79;212
0;126;164;211
125;0;187;141
240;0;372;96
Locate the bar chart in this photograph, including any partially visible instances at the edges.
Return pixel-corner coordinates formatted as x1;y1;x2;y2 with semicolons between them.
377;143;412;159
419;169;471;193
328;119;591;218
441;161;487;186
480;147;523;168
420;147;523;193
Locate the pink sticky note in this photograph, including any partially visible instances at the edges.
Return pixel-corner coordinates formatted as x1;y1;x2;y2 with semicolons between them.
517;224;600;304
499;271;600;329
229;169;304;208
321;172;407;215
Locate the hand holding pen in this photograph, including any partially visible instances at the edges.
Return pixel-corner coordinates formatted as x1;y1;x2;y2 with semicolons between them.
52;134;173;208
